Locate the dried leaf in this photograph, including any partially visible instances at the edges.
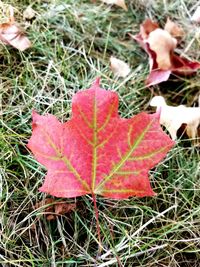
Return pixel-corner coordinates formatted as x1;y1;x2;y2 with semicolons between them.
171;54;200;75
23;6;36;20
146;70;171;87
191;6;200;23
35;198;54;211
28;78;174;199
0;17;31;51
110;56;131;77
101;0;128;11
54;202;76;215
164;18;184;38
150;96;200;142
148;29;177;70
140;18;159;39
35;198;76;221
132;18;200;86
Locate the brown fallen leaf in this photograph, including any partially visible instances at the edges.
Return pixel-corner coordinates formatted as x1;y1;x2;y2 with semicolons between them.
0;9;31;51
54;202;76;216
150;96;200;143
35;198;76;221
140;18;159;39
101;0;128;11
164;17;184;38
132;18;200;86
110;56;131;77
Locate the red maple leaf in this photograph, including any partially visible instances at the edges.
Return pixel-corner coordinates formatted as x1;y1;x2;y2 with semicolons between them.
27;78;174;199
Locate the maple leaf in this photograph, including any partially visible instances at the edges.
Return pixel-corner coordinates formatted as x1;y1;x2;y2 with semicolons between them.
27;79;174;200
132;19;200;86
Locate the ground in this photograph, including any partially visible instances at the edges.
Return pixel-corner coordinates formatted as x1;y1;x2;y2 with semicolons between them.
0;0;200;266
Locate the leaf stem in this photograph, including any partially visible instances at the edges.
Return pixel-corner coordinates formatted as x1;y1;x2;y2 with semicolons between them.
92;192;102;251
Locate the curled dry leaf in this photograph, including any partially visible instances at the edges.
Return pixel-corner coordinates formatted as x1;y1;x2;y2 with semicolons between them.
0;16;31;51
140;18;159;39
164;18;184;38
110;56;131;77
27;78;174;199
101;0;128;11
35;198;76;221
150;96;200;142
132;18;200;86
148;29;177;70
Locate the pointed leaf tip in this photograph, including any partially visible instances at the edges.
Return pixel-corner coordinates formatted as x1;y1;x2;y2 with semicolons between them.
32;110;38;117
92;77;101;88
31;110;39;128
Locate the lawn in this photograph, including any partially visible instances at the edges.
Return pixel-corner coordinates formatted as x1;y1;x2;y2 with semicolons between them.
0;0;200;266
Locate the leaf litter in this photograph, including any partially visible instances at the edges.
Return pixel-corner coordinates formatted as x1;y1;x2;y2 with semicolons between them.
35;198;76;221
0;0;199;263
150;95;200;143
131;18;200;86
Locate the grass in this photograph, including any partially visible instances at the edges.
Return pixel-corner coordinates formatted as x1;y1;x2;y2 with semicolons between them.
0;0;200;266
